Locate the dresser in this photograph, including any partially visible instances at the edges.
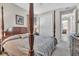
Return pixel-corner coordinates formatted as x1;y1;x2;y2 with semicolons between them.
70;34;79;56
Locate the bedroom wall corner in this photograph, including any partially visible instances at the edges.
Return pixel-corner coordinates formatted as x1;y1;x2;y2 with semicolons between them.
0;3;27;31
38;11;54;37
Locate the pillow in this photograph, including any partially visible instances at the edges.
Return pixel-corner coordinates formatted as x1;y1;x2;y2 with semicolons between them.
19;33;29;38
6;27;13;32
18;34;23;38
2;34;21;45
7;34;21;39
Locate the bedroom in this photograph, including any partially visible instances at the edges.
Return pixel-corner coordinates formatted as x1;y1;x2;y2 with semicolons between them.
0;3;79;56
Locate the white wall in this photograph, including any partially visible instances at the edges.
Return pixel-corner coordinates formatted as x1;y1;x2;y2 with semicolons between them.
0;3;79;40
38;6;78;41
38;4;79;36
77;8;79;33
55;10;61;40
0;3;27;31
38;11;54;36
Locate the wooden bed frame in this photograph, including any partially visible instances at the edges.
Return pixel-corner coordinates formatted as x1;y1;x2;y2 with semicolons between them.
4;27;28;38
1;3;57;56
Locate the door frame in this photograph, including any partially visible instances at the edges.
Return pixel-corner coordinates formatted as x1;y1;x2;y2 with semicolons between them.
59;6;77;40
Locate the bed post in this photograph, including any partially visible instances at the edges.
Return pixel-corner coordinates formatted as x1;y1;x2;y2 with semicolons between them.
1;6;4;42
0;6;4;54
53;10;57;45
29;3;34;56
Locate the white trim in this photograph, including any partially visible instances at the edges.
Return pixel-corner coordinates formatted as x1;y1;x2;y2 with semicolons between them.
60;6;77;40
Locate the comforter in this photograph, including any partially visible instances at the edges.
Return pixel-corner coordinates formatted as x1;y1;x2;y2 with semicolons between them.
2;35;56;56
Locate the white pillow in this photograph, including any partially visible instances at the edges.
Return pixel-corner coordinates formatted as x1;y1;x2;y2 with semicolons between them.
19;33;29;38
2;34;21;45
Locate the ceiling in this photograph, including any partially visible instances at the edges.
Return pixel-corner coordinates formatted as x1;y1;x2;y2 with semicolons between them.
14;3;79;14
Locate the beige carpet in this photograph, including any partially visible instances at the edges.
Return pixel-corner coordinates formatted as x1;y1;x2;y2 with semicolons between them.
52;39;70;56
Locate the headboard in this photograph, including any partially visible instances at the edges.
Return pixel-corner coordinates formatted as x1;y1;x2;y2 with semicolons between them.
5;27;28;37
12;27;28;34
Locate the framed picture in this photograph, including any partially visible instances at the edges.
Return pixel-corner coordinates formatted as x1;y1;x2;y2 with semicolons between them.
16;15;24;25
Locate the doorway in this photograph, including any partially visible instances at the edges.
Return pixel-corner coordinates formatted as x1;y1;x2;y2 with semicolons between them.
61;13;75;42
61;14;69;42
60;7;77;44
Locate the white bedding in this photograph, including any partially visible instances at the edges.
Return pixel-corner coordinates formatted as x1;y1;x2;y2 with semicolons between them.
2;35;55;56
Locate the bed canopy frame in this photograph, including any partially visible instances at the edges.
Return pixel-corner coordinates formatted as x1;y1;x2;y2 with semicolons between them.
1;6;4;41
1;3;57;56
0;6;4;54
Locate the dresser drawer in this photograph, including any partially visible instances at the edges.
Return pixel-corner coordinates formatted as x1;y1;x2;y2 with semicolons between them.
75;39;79;46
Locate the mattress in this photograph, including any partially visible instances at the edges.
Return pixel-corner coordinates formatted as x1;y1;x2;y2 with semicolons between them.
2;35;56;56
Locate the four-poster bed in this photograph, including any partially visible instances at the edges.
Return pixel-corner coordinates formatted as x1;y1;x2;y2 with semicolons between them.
0;3;57;56
53;10;57;46
28;3;34;56
1;6;4;41
0;6;4;54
